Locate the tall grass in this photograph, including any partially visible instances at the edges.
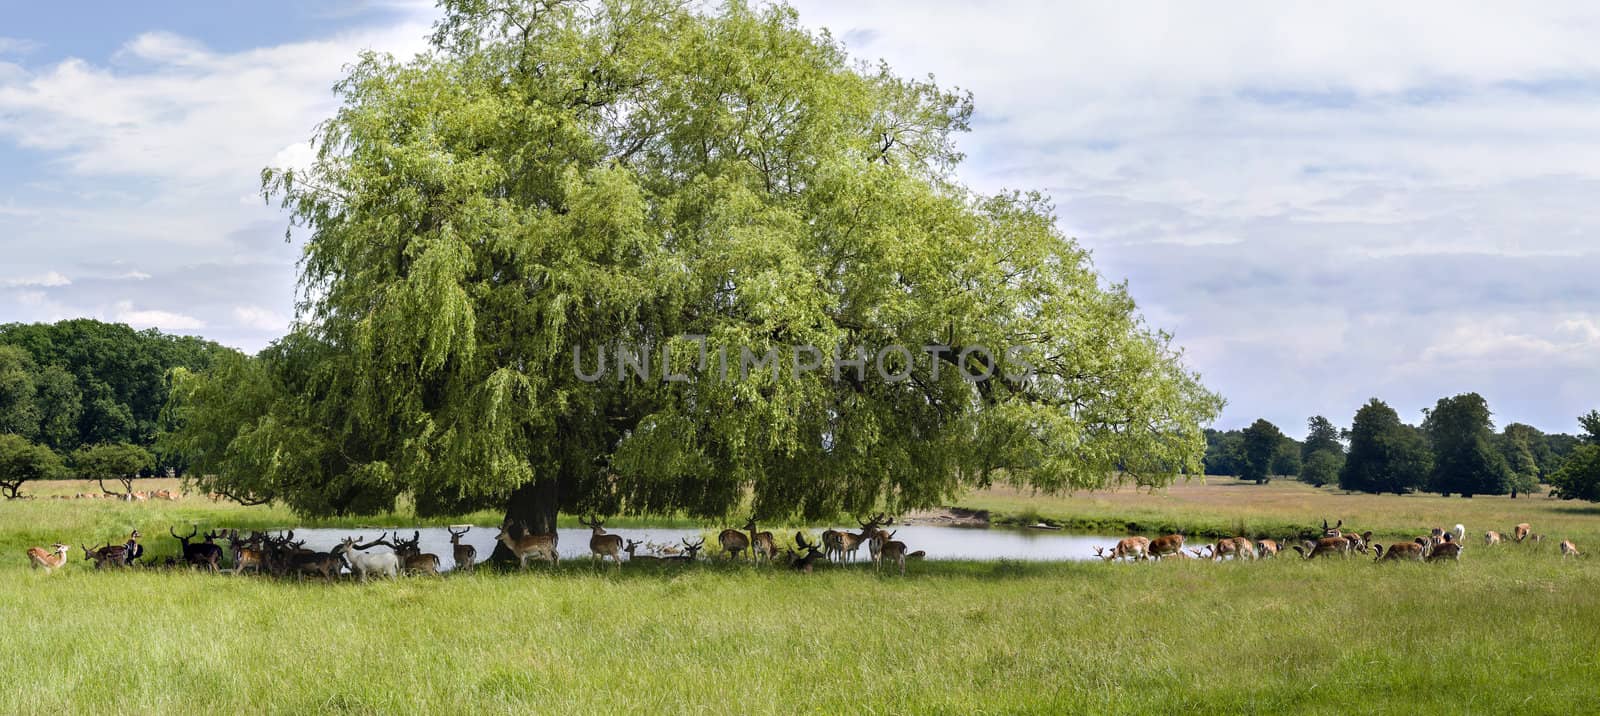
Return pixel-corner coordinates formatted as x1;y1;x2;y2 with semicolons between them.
3;478;1597;714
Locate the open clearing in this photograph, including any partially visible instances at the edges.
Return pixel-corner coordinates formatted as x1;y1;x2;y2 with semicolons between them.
3;479;1597;714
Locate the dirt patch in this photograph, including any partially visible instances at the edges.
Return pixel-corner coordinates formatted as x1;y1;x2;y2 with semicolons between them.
898;506;990;527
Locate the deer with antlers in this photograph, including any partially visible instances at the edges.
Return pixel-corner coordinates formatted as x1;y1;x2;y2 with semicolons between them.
334;534;400;581
26;543;71;574
446;526;477;573
226;530;267;575
495;520;559;569
834;514;887;563
623;539;661;563
790;532;827;573
664;537;704;563
170;526;224;572
387;531;441;575
579;516;625;569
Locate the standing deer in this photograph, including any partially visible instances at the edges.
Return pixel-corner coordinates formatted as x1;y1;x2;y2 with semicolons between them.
875;530;910;576
1373;540;1427;561
1484;531;1502;546
388;531;441;575
835;514;887;563
1256;539;1281;559
495;521;560;569
1513;523;1532;543
26;543;71;573
747;518;777;564
226;530;266;575
334;535;399;581
1146;534;1184;560
579;516;625;569
1561;540;1581;559
1425;533;1463;562
170;526;223;572
447;526;477;573
820;529;844;562
1293;536;1351;559
717;522;751;561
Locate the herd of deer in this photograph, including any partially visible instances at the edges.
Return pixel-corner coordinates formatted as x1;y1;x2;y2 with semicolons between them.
41;489;182;502
25;514;928;577
1092;520;1583;564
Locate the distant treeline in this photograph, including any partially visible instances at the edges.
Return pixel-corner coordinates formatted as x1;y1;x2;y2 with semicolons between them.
1205;394;1598;499
0;320;237;492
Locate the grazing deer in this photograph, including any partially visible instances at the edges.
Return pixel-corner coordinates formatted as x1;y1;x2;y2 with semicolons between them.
579;516;625;569
1514;523;1532;543
717;522;751;561
495;520;560;569
1292;536;1351;559
1255;539;1281;559
1092;546;1115;562
664;537;704;563
1373;540;1427;562
1425;534;1462;562
623;539;661;563
334;535;399;581
170;526;223;572
1561;540;1580;559
1146;534;1184;560
27;543;71;573
1484;531;1502;546
447;526;477;573
791;532;826;573
875;530;909;576
388;531;441;575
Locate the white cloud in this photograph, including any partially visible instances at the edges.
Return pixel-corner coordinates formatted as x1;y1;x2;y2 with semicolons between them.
2;271;71;287
117;271;152;280
0;37;41;56
232;305;290;333
111;301;206;331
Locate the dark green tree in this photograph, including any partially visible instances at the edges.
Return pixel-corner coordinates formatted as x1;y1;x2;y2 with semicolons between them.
1422;393;1510;498
1240;419;1285;484
72;443;156;496
166;0;1224;536
1203;429;1245;476
1302;415;1342;460
0;434;64;499
1497;426;1541;498
1301;449;1342;488
1340;398;1431;494
1271;437;1301;477
1550;412;1600;502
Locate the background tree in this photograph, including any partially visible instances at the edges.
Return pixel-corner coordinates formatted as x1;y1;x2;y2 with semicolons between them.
1549;411;1600;502
1302;415;1342;460
1240;419;1286;484
1203;429;1244;476
1496;425;1541;498
1340;398;1431;494
1271;437;1301;478
0;434;63;499
168;0;1223;538
1301;449;1342;488
1422;392;1510;498
72;443;156;496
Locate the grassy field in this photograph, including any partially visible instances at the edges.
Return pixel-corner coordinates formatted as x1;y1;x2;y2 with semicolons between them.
3;478;1597;714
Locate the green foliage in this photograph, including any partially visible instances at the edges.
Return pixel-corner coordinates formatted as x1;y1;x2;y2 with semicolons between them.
1270;437;1301;477
175;0;1223;521
0;320;230;456
0;433;64;498
71;443;156;495
1549;445;1600;502
1581;410;1600;444
1340;399;1432;494
1301;449;1343;487
1240;419;1285;484
1203;429;1244;476
1302;415;1342;459
1497;426;1541;498
1422;393;1510;498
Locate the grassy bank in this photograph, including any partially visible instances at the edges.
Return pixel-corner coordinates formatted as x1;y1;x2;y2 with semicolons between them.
4;478;1599;714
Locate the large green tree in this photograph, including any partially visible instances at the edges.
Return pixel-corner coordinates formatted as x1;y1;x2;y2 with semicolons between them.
1240;419;1285;484
1422;392;1510;498
167;0;1222;539
0;434;64;499
1302;415;1342;460
1340;398;1431;494
1549;411;1600;502
72;443;156;496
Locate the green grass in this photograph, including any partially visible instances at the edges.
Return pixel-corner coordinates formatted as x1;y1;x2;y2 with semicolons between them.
3;478;1598;714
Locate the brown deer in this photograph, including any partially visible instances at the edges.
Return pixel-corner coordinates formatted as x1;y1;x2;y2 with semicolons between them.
495;521;559;569
746;518;777;564
26;543;71;573
170;526;223;572
1425;534;1463;562
1373;540;1427;561
717;522;751;560
579;517;625;569
226;530;266;575
875;530;909;576
835;514;887;563
447;526;477;573
1255;539;1281;559
1292;536;1351;559
1146;534;1185;560
623;539;661;563
1484;531;1502;546
1513;523;1532;543
389;531;441;575
1561;539;1581;559
820;529;845;562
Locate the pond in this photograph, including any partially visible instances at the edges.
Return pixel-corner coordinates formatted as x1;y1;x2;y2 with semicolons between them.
277;525;1140;571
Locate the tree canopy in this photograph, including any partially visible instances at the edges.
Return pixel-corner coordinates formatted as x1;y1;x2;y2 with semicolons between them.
1422;392;1510;498
1549;411;1600;502
166;0;1223;528
1340;399;1431;494
1240;419;1285;484
0;434;64;499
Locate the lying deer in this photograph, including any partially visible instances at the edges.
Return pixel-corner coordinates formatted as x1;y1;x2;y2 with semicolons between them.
791;532;826;573
623;539;661;563
26;543;71;573
664;537;704;563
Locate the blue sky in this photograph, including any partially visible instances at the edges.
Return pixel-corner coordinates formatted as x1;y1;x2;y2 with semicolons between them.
3;1;1600;435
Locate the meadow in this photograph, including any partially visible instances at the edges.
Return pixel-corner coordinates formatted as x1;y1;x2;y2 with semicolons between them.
3;478;1597;715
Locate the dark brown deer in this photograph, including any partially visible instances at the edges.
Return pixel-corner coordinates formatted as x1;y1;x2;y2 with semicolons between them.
790;532;826;573
388;531;441;575
1373;539;1427;561
171;526;223;572
579;516;625;569
447;526;477;573
664;537;704;563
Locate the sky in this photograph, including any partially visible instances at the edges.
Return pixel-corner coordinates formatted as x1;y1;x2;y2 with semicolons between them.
2;2;1598;435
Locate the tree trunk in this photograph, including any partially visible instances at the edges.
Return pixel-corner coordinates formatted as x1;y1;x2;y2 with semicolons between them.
489;478;560;564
